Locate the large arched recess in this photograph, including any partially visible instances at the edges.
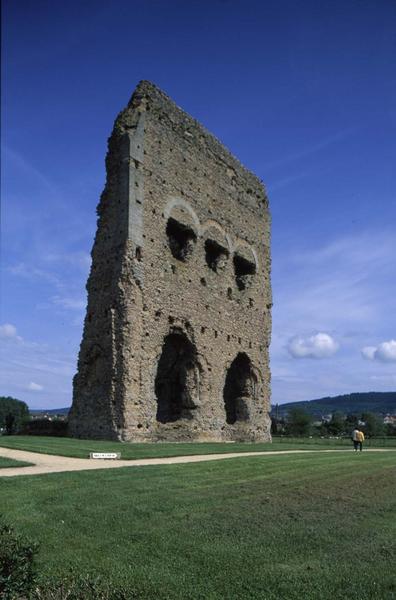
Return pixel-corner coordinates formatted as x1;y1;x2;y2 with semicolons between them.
155;331;200;423
223;353;257;424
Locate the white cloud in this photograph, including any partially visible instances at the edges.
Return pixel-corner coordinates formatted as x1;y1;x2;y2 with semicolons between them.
361;346;376;360
264;127;356;171
3;146;59;196
362;340;396;363
26;382;44;391
8;262;61;287
0;335;76;409
271;229;396;402
51;295;86;311
275;231;396;333
287;332;339;359
376;340;396;362
370;374;396;384
0;323;23;342
45;251;91;272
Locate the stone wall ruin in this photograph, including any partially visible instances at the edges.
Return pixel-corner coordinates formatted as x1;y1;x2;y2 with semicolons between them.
68;81;272;442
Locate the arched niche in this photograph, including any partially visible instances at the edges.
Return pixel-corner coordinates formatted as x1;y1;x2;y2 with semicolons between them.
233;244;258;291
155;330;201;423
165;201;199;262
223;353;257;424
201;221;231;273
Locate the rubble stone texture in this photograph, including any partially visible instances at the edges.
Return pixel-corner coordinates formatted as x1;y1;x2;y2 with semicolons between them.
69;81;272;442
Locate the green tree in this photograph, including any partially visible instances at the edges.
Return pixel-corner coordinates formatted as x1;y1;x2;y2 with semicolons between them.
286;407;312;436
0;397;29;433
385;422;396;437
361;412;384;437
5;413;16;435
327;411;346;435
271;416;286;435
345;413;359;428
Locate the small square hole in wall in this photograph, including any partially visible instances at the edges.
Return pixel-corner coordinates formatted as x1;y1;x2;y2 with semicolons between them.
135;246;142;261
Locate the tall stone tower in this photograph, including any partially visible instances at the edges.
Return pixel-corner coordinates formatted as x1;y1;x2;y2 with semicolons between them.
69;81;272;442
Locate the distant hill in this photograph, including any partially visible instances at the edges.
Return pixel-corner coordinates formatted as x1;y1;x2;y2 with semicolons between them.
30;407;70;416
272;392;396;418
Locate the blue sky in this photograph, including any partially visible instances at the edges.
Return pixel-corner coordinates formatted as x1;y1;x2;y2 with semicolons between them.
1;0;395;409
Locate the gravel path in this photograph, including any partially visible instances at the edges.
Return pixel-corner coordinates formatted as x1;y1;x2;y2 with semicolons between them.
0;447;394;478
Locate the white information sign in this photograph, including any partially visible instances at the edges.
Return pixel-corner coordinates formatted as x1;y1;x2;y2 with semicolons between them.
89;452;121;460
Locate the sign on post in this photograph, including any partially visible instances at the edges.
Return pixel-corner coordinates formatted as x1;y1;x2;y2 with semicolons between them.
89;452;121;460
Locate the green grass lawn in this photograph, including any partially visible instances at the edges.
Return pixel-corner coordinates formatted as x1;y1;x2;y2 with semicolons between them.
1;452;395;599
0;456;32;468
1;434;395;459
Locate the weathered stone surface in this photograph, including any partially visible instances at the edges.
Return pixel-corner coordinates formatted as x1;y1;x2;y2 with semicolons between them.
68;81;272;442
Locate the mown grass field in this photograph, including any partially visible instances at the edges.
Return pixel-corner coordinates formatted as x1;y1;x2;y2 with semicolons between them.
1;434;395;459
1;451;395;599
0;456;32;468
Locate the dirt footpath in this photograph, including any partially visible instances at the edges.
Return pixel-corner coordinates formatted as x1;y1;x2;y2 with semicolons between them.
0;447;394;478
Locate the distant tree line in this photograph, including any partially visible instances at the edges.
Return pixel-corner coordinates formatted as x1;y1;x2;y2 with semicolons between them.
272;407;395;437
0;396;69;436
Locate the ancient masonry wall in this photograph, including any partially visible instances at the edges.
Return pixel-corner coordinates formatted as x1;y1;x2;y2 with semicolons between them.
68;81;272;442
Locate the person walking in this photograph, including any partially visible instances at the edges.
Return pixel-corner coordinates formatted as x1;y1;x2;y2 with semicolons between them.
352;427;360;451
356;428;365;452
